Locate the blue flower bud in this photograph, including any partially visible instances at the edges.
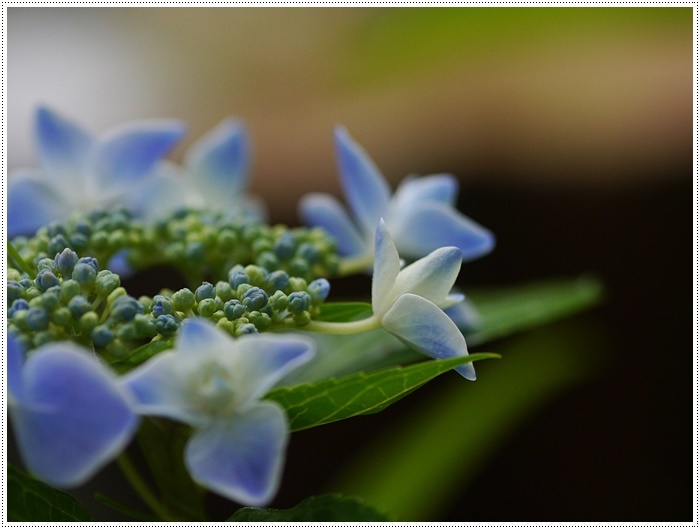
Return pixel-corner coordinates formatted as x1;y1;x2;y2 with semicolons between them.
288;258;309;277
308;278;331;302
46;221;67;238
35;269;59;292
70;233;89;251
9;299;30;317
37;258;58;273
298;242;321;264
54;248;79;277
186;241;205;262
78;257;99;271
154;314;179;336
8;281;24;304
266;270;289;291
257;252;279;272
26;308;50;331
151;295;174;317
288;292;312;314
75;219;92;236
68;296;91;319
195;282;216;302
274;232;296;260
48;234;71;256
19;278;34;290
71;263;97;286
229;271;250;290
110;296;143;322
235;323;258;337
224;299;247;320
242;287;268;311
91;325;115;348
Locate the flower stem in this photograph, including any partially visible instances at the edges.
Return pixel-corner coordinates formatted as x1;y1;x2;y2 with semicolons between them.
303;315;381;335
337;254;374;277
117;453;172;522
8;241;35;278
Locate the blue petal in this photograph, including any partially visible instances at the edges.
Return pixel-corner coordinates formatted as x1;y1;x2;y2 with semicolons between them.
388;201;495;261
11;343;138;486
8;174;69;237
93;120;186;193
125;164;186;223
184;119;249;202
121;351;203;427
106;250;136;279
334;127;391;234
299;193;366;256
35;106;92;180
7;335;24;399
382;293;475;380
372;219;401;315
393;174;458;207
444;293;482;332
185;402;287;506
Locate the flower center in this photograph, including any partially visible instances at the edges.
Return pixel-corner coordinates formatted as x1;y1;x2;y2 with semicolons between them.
193;363;237;416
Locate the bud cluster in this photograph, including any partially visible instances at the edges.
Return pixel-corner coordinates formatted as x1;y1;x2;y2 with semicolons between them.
138;264;331;339
10;208;340;284
8;249;331;362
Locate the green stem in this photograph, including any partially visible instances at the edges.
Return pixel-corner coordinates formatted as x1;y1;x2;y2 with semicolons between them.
337;253;374;277
117;453;172;522
303;315;381;335
8;241;35;278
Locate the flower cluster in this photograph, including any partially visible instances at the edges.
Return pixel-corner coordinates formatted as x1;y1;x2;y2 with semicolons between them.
7;107;495;516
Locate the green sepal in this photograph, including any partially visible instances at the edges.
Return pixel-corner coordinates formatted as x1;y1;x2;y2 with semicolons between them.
266;352;499;432
7;464;93;522
227;493;391;522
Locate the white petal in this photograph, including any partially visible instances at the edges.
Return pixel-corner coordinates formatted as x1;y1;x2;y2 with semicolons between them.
391;246;462;308
371;219;402;315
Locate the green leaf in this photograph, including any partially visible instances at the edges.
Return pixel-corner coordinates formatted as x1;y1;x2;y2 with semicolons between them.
111;338;174;373
316;302;373;323
7;464;93;522
267;353;499;431
467;276;603;346
227;493;391;522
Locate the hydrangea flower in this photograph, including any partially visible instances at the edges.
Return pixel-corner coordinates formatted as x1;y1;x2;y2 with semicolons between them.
8;335;138;487
121;318;315;505
299;127;495;269
149;119;266;222
8;106;186;237
370;219;476;380
305;220;476;380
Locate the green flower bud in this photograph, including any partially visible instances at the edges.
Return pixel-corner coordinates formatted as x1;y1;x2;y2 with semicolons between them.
95;271;121;298
198;298;217;318
79;311;99;333
51;307;72;327
293;311;311;326
106;339;129;359
68;296;91;319
91;325;115;348
172;288;195;312
215;281;235;302
60;280;81;303
269;291;289;311
244;265;267;286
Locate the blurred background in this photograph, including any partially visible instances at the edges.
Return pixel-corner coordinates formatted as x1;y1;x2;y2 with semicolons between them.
7;7;692;521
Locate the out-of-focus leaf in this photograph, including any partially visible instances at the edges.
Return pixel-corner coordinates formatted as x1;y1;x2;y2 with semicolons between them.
317;302;373;322
466;276;603;346
111;338;174;373
332;324;601;520
227;493;391;521
267;353;498;432
7;464;93;522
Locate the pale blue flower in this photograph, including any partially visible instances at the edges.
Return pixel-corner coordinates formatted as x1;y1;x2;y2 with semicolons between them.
8;335;138;487
299;127;494;266
122;319;315;505
371;219;476;380
148;119;266;222
8;106;186;237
